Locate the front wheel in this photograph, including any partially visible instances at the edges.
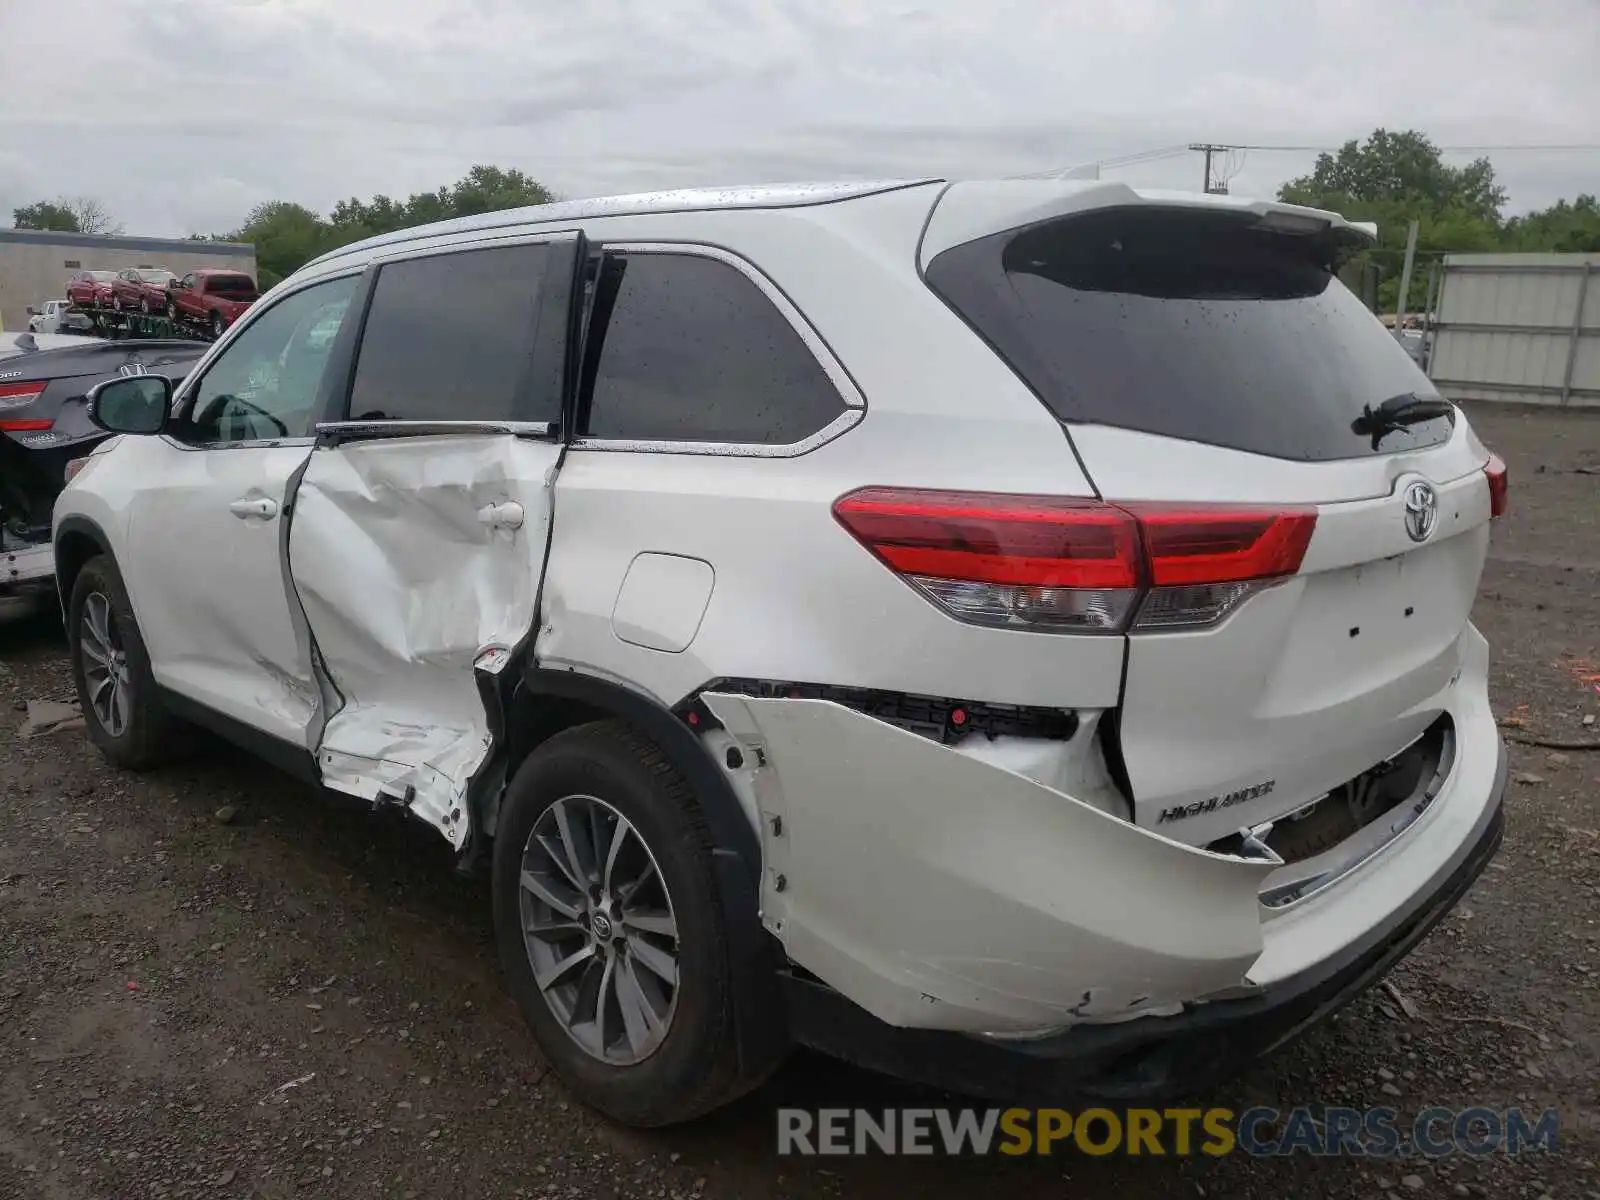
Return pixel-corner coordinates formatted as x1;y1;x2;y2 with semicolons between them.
68;555;183;769
111;296;122;312
166;300;178;320
492;721;757;1126
139;297;151;315
209;310;226;339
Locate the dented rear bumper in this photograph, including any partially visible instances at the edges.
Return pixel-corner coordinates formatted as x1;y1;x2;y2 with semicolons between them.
700;623;1505;1064
782;769;1503;1101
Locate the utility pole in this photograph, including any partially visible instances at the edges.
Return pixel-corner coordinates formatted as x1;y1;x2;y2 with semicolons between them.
1188;144;1235;194
1394;218;1420;330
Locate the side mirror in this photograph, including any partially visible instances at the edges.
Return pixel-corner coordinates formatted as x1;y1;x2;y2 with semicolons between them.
87;375;173;436
25;305;37;316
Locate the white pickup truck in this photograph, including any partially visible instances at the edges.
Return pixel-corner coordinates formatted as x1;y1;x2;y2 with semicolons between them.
26;300;94;336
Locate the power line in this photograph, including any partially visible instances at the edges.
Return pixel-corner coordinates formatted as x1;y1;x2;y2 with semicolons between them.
1210;142;1600;153
1010;144;1192;181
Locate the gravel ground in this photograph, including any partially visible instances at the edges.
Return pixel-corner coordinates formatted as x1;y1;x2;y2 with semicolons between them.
1;403;1596;1199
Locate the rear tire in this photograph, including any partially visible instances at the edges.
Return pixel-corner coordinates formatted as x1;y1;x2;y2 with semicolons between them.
68;554;183;770
209;310;226;339
139;297;151;315
492;720;755;1126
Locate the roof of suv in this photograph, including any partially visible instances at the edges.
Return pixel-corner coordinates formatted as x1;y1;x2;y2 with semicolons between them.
300;176;1373;280
305;179;945;270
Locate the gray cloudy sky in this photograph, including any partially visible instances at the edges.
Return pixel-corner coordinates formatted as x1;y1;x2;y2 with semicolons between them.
2;0;1597;236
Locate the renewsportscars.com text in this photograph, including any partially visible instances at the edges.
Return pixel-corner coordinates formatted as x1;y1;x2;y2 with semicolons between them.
776;1106;1559;1158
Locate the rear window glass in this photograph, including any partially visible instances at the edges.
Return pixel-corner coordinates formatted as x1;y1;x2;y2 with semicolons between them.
136;270;174;284
925;207;1453;461
205;274;258;298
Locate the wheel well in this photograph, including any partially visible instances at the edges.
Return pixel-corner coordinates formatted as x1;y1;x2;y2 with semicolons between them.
504;689;610;775
54;528;105;609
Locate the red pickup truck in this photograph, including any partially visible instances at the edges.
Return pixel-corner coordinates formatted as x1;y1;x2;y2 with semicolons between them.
166;270;260;337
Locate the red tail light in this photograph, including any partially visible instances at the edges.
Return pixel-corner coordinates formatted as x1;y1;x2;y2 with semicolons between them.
0;381;47;411
0;418;55;432
834;488;1317;634
1484;453;1508;518
1122;504;1318;586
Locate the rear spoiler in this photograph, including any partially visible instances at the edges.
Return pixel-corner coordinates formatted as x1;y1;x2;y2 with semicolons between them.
921;182;1380;265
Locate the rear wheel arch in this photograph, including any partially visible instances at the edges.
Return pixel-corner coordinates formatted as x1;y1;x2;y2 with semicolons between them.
499;668;788;1080
503;669;761;880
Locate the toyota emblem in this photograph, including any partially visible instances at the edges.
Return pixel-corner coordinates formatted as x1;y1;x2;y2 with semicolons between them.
1403;481;1438;543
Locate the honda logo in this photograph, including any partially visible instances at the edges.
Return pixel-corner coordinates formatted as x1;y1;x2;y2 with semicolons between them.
1403;481;1438;543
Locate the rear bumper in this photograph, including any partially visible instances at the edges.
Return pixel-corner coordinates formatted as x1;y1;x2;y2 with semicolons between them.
1;540;55;618
783;739;1505;1101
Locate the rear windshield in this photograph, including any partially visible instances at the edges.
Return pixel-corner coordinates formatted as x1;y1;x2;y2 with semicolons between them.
925;207;1453;461
137;270;175;284
90;271;117;282
205;274;258;299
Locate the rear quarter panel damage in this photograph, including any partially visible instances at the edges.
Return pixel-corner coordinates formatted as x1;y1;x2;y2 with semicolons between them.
701;693;1274;1034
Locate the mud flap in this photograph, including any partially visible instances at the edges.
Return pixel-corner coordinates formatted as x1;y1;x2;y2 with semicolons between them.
701;693;1274;1034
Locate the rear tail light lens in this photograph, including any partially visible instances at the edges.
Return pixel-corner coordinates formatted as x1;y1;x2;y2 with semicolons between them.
0;381;47;411
1484;453;1508;518
833;488;1317;634
831;489;1141;632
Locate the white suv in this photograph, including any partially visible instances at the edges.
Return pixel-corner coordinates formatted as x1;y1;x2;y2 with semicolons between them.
55;179;1509;1126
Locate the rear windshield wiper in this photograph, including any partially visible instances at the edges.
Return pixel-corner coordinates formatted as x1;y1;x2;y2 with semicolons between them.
1351;392;1454;449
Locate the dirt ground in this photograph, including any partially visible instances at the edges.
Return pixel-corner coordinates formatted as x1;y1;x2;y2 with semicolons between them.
1;404;1597;1200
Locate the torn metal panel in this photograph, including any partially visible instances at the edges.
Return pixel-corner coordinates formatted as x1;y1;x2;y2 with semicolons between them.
288;434;559;848
701;693;1274;1035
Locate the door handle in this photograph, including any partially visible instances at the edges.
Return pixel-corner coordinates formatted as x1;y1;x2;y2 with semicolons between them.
228;497;278;520
477;501;525;530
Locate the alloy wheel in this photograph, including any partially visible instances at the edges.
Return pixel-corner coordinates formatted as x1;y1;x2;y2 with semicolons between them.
79;592;132;738
518;794;680;1065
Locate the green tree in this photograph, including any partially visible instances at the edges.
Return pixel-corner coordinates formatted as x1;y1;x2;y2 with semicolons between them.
1279;130;1507;312
1504;194;1600;253
230;166;557;282
445;165;555;218
14;200;81;232
227;201;340;289
13;196;123;235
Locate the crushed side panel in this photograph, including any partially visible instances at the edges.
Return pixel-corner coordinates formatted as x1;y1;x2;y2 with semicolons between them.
702;693;1273;1034
287;434;558;846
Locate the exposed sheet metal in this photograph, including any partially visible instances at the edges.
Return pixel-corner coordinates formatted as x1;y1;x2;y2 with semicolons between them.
700;693;1273;1035
288;434;559;847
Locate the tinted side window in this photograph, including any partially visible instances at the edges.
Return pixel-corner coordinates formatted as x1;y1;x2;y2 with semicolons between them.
582;252;847;444
347;243;550;423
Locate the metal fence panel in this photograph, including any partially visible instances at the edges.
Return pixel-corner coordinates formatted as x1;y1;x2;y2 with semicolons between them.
1427;253;1599;407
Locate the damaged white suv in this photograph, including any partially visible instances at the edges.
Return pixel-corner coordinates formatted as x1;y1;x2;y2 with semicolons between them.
55;180;1509;1126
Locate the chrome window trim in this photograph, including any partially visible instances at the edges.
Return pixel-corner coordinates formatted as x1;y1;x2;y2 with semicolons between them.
367;227;578;268
571;406;864;458
315;419;555;440
574;241;865;460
